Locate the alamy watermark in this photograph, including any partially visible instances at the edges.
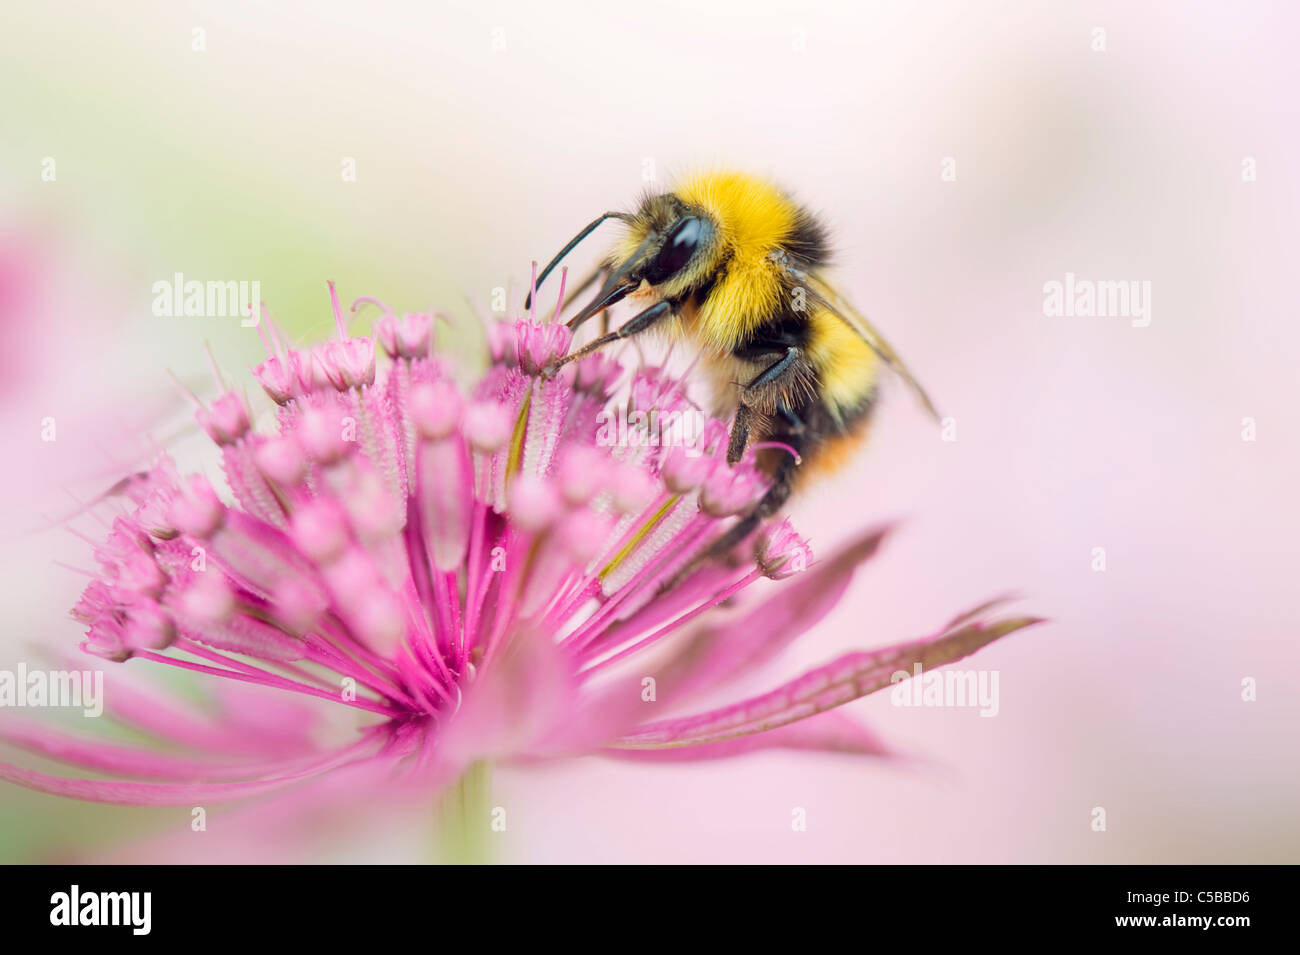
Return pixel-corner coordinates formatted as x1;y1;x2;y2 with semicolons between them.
889;663;999;717
152;273;261;326
596;405;705;455
1042;272;1151;327
0;664;103;717
50;886;151;935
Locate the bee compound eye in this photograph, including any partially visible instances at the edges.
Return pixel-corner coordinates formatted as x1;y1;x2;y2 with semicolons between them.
648;216;705;281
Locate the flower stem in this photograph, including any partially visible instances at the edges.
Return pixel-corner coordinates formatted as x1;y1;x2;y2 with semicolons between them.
436;762;493;864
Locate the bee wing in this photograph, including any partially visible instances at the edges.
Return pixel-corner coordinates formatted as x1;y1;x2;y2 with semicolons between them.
780;260;941;421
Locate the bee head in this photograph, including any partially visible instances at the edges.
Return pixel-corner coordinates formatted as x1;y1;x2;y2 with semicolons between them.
566;196;716;329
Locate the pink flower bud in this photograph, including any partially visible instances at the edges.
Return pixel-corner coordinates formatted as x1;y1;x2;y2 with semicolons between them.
376;311;433;359
757;519;813;579
700;463;766;518
167;476;225;538
292;498;350;563
297;406;350;463
254;435;307;486
463;401;512;453
508;474;561;534
611;466;657;513
514;320;572;376
663;447;716;494
409;380;463;440
197;391;252;445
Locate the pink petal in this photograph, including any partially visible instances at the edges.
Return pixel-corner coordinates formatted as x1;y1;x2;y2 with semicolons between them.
605;709;891;761
590;525;892;707
79;660;310;758
0;719;323;781
0;730;387;806
666;524;893;698
612;607;1044;750
560;528;896;748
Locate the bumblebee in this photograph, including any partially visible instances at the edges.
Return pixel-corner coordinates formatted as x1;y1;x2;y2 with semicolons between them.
530;169;937;557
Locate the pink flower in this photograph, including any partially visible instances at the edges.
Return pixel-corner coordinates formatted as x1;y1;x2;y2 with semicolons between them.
0;282;1040;808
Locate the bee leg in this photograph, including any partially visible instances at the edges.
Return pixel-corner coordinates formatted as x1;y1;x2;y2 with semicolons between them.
726;404;753;464
709;457;797;554
754;450;799;518
661;427;803;593
742;347;800;401
725;347;802;463
543;300;673;376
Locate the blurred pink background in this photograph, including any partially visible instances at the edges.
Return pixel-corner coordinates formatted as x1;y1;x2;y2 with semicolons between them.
1;0;1296;862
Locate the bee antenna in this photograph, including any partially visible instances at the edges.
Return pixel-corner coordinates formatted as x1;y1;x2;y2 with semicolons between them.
527;211;629;310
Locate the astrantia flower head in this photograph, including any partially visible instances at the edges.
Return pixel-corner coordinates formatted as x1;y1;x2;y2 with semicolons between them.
1;279;1039;810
